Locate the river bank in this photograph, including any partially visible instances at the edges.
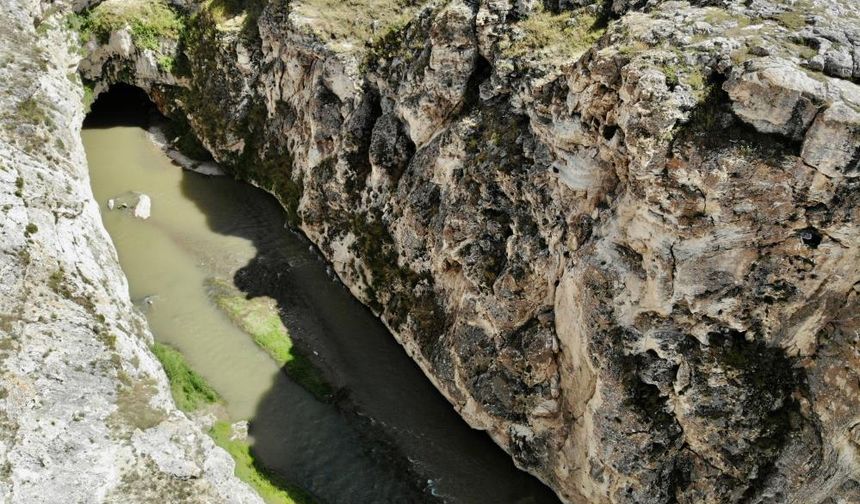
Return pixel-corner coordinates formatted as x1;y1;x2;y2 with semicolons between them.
82;86;560;503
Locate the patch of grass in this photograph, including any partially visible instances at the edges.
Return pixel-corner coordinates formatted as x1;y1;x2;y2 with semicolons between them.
206;279;332;400
291;0;418;48
157;54;175;72
775;10;807;30
703;8;751;28
209;421;317;504
17;97;51;127
82;84;95;113
151;342;220;412
48;268;65;293
504;7;605;62
687;69;706;91
79;0;184;49
111;375;166;431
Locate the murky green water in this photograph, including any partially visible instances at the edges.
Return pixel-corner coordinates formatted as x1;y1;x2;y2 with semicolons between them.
81;87;560;504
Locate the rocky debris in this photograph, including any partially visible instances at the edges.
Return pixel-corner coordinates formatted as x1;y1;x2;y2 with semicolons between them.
230;420;249;442
725;56;860;177
0;0;261;502
57;0;860;502
147;125;225;176
108;191;152;219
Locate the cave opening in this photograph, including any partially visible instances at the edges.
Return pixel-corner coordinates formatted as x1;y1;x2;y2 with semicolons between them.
83;83;159;129
79;81;563;504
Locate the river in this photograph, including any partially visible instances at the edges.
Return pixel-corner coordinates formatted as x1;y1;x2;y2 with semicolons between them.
82;85;560;504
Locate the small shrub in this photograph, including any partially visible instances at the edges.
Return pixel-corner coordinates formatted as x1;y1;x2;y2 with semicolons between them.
157;55;175;72
24;223;38;236
82;84;95;113
48;268;64;291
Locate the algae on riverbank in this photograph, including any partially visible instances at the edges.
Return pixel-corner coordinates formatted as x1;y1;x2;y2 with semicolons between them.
206;278;333;401
151;342;220;412
151;341;317;504
210;421;317;504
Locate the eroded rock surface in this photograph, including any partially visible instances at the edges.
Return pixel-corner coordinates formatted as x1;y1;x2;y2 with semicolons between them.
12;0;860;502
0;0;261;502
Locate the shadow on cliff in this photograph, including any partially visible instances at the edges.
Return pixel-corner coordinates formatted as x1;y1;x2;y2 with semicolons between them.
86;83;561;504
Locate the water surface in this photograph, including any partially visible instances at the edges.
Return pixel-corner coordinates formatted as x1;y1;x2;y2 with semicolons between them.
82;87;560;504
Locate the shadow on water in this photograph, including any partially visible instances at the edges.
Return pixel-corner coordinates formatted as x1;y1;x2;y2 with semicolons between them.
87;84;561;504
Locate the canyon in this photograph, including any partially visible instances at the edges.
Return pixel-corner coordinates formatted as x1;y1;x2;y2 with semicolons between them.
1;0;859;502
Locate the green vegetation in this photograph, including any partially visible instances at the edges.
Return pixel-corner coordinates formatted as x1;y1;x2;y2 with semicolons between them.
82;84;95;113
503;7;605;62
151;342;220;412
206;279;332;400
17;97;51;127
362;16;422;72
24;223;38;236
291;0;417;47
48;268;66;294
157;55;175;72
210;421;316;504
150;340;316;503
659;61;707;94
73;0;184;49
775;10;807;30
687;69;705;91
703;7;751;28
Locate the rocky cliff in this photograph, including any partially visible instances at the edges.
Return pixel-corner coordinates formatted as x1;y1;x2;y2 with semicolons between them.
0;0;262;501
21;0;860;501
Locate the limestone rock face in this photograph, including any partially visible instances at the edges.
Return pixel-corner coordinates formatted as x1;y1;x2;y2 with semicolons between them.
0;0;261;502
70;0;860;502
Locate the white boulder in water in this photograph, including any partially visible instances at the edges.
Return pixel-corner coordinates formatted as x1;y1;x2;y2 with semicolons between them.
106;191;152;220
133;194;151;219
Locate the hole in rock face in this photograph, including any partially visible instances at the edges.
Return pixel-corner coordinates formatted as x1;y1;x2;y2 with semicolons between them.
83;83;160;128
80;82;563;504
85;83;213;162
799;227;822;248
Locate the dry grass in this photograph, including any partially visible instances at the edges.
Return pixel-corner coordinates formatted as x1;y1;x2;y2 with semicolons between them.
292;0;417;48
503;7;604;64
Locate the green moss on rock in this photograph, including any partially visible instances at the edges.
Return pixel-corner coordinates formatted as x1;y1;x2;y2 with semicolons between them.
206;279;332;401
209;421;317;504
151;342;220;413
77;0;184;48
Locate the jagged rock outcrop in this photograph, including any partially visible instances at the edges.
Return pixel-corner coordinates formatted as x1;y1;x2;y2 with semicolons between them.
0;0;262;501
29;0;860;501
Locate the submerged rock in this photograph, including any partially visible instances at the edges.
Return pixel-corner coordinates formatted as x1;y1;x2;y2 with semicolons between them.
107;191;152;219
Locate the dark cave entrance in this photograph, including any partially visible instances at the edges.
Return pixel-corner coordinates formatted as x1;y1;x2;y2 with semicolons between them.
83;82;213;162
83;83;159;129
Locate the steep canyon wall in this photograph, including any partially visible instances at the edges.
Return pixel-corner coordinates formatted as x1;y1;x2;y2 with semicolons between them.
28;0;860;501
